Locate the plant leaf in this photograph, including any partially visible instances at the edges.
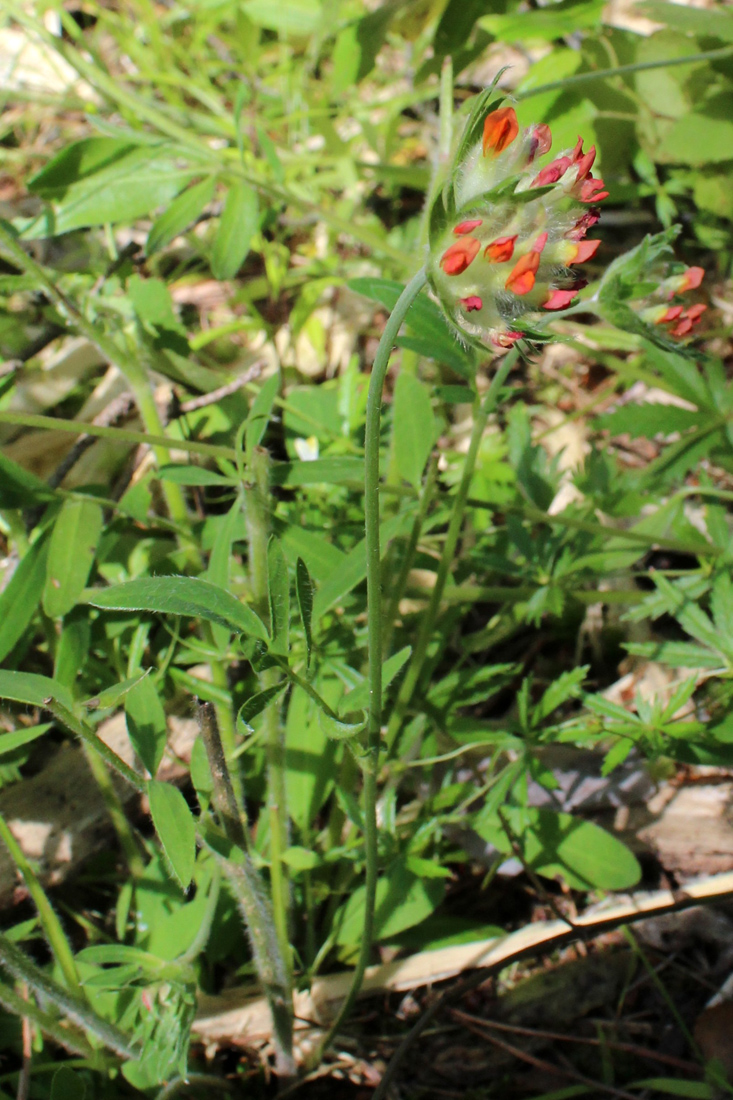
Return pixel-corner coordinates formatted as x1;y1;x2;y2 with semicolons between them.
237;683;287;732
125;674;167;776
0;452;56;509
0;670;74;711
148;780;196;890
43;498;104;619
339;646;411;715
0;534;50;663
147;176;216;254
295;557;314;667
87;575;268;640
392;372;438;488
211;181;259;279
317;709;366;741
267;536;289;656
335;858;445;945
0;723;53;757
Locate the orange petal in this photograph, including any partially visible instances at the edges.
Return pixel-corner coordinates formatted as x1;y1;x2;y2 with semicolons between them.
485;235;517;263
440;236;481;275
482;106;519;156
505;252;540;296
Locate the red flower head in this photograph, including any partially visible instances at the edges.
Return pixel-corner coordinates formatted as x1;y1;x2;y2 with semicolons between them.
428;90;611;348
637;252;708;342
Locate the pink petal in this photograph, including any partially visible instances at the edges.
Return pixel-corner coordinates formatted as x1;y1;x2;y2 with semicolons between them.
543;289;578;311
454;219;483;236
532;156;571;188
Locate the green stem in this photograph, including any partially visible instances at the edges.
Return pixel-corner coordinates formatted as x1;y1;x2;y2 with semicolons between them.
82;744;146;878
386;348;519;749
271;657;340;721
382;455;439;657
0;411;236;461
310;267;428;1067
0;814;83;998
516;45;733;100
0;933;138;1059
45;699;145;792
0;978;99;1061
196;702;294;1076
244;448;292;988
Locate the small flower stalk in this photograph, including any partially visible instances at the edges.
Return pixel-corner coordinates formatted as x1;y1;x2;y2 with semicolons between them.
428;89;609;350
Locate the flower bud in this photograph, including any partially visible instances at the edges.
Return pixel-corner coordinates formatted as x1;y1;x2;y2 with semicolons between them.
595;220;708;346
428;93;609;350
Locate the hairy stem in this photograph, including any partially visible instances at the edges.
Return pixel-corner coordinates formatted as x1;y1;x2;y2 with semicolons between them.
0;814;83;999
197;702;294;1076
381;455;439;657
0;933;137;1059
386;347;519;748
244;447;292;986
0;978;99;1061
310;267;429;1066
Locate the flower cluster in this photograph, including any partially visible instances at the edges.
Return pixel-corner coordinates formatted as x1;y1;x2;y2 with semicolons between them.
638;265;706;338
428;101;610;350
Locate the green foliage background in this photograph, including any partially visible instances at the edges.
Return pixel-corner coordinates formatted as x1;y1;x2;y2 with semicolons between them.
0;0;732;1094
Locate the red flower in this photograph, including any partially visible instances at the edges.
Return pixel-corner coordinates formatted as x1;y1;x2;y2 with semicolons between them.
568;209;601;240
532;156;571;188
506;251;540;295
679;266;705;292
569;239;600;264
483;107;519;156
492;330;523;348
528;124;552;161
579;178;609;203
670;303;706;337
440;236;481;275
575;147;596;181
485;235;517;262
532;231;548;254
454;219;483;236
460;296;483;312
